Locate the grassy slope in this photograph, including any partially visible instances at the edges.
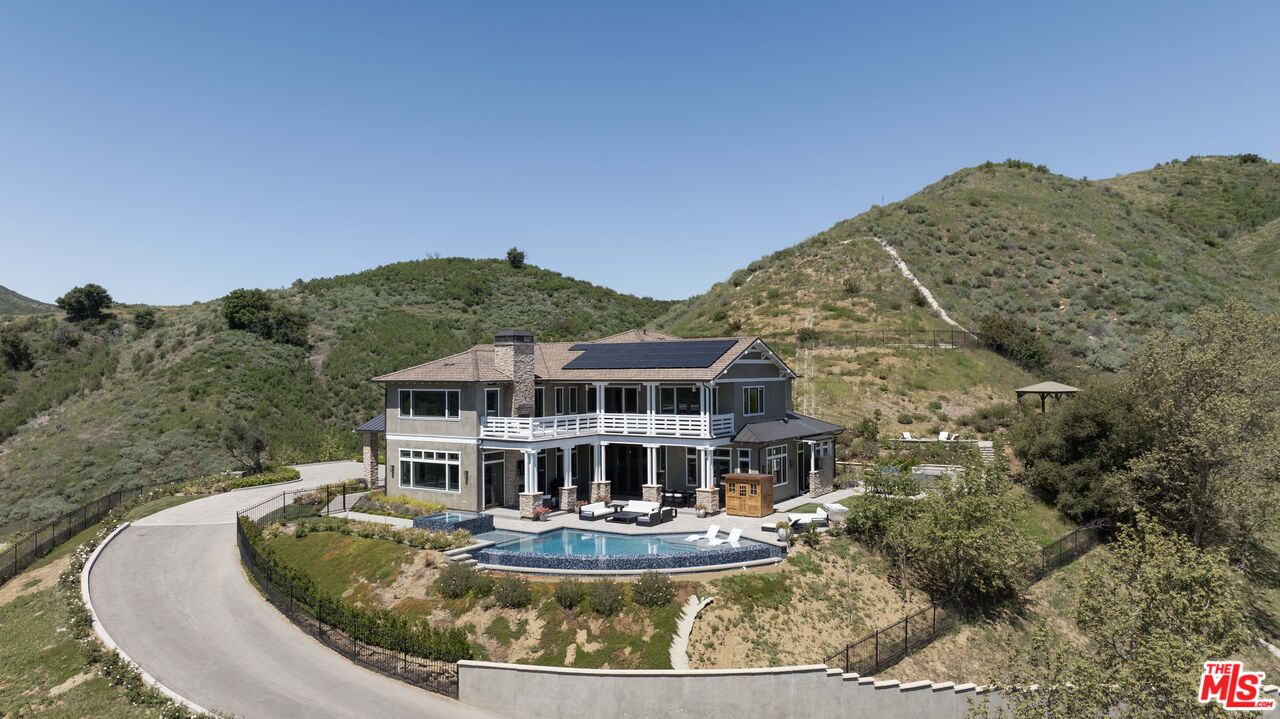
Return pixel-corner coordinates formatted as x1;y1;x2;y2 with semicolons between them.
0;258;672;531
0;284;56;315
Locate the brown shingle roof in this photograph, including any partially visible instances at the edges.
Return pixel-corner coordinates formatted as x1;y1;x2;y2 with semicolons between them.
372;332;784;383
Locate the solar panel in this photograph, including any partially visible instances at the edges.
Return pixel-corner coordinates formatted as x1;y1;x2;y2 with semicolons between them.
564;339;737;370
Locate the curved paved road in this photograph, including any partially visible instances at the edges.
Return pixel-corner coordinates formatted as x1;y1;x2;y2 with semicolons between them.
89;462;502;719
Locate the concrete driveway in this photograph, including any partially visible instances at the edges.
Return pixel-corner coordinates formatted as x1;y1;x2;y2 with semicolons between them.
88;461;503;719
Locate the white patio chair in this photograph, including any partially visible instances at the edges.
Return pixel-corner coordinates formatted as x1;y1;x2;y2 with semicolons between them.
938;431;950;441
708;527;742;547
685;524;720;543
901;431;913;440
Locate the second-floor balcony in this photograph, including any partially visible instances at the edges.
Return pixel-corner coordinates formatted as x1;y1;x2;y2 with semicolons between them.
480;412;735;441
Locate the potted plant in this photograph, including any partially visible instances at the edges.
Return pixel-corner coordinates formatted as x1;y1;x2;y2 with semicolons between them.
775;519;791;544
532;505;552;522
695;503;708;519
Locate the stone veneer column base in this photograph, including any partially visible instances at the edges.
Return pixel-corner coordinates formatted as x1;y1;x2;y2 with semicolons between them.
808;470;833;498
361;436;379;488
558;486;578;512
695;487;720;515
641;484;663;504
590;481;612;504
518;492;542;519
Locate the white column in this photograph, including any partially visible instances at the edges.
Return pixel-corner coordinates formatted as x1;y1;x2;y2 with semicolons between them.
645;445;657;485
595;383;606;415
562;445;573;487
695;447;707;489
594;441;605;483
523;449;538;493
705;448;715;489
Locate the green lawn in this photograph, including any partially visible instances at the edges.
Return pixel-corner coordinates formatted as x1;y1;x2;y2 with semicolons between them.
0;588;145;717
1010;487;1076;547
264;531;413;596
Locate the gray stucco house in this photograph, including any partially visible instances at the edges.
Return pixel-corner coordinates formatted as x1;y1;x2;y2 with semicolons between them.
356;329;841;518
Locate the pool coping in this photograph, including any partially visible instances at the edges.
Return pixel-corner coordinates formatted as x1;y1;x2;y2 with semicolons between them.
473;555;784;576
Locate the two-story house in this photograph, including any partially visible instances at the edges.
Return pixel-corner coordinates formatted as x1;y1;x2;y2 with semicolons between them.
355;329;841;518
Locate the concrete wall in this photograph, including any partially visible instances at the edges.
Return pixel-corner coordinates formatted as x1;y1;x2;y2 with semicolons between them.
457;662;1001;719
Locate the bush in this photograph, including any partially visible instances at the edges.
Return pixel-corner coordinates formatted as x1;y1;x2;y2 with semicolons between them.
0;327;34;371
506;247;525;268
221;288;310;347
796;327;819;344
588;579;625;616
493;575;533;608
436;563;483;599
554;579;586;609
632;572;675;607
978;313;1052;372
56;283;113;321
133;307;158;330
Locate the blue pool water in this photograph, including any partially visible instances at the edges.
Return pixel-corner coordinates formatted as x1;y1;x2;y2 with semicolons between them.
491;529;710;555
412;510;494;535
473;527;784;573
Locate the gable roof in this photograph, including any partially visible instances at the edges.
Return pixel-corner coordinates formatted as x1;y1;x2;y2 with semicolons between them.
371;331;792;383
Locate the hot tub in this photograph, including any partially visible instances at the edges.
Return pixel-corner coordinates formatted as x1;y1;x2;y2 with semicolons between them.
412;510;494;535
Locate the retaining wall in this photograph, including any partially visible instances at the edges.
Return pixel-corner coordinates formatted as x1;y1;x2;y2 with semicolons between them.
457;662;1000;719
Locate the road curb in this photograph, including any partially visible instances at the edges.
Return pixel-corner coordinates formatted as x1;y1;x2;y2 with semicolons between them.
81;522;211;716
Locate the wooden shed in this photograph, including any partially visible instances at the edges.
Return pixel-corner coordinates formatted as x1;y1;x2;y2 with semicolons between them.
723;472;774;518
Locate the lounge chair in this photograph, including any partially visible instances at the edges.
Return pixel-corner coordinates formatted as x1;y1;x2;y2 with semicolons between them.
900;431;913;440
578;502;615;521
708;527;742;547
685;524;721;543
938;431;950;441
788;506;829;528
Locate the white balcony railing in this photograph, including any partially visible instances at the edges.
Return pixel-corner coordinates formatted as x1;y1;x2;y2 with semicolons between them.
480;413;736;441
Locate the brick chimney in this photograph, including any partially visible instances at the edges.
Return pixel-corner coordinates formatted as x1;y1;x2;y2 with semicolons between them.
493;329;535;417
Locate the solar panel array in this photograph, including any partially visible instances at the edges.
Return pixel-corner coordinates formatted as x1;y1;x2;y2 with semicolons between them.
564;339;738;370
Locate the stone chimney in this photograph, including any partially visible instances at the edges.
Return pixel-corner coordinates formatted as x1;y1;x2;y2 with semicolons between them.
493;329;535;417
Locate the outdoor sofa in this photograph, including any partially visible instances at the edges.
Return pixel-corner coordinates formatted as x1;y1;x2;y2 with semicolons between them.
578;502;616;521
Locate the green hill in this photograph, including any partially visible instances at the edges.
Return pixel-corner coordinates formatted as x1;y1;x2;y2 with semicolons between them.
662;155;1280;372
0;285;56;315
0;258;670;530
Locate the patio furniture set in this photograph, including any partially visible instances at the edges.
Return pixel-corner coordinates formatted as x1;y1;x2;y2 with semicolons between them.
578;499;677;526
683;524;742;547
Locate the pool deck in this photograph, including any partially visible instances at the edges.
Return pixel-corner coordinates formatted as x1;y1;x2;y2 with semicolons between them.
331;487;860;550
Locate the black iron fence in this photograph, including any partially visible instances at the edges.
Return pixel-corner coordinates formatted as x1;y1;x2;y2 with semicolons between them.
0;485;156;588
823;521;1112;677
235;489;459;698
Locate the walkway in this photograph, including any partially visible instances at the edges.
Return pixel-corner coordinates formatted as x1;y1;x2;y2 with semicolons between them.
87;461;503;719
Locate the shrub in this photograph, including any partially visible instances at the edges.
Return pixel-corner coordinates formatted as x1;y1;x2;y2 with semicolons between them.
133;307;158;330
554;579;586;609
978;313;1052;372
221;288;309;347
0;327;33;371
436;563;482;599
506;247;525;268
796;327;819;344
632;572;675;607
588;579;625;616
493;575;533;609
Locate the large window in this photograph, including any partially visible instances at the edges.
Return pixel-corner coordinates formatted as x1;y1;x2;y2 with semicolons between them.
398;449;461;492
685;448;699;487
568;387;579;414
714;448;732;483
399;389;460;419
742;385;765;416
604;386;640;413
555;387;564;415
659;386;701;415
736;448;752;472
766;445;788;486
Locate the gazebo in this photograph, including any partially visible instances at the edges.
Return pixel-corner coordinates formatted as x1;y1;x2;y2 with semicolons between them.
1015;381;1080;413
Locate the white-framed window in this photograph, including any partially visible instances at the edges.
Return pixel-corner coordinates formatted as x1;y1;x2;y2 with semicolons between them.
685;448;699;487
485;387;501;417
398;449;461;492
742;385;765;416
766;445;788;486
568;387;579;414
736;448;752;472
399;389;460;419
555;387;564;415
659;386;701;415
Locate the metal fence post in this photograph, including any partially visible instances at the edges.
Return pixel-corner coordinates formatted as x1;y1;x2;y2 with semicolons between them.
874;632;879;670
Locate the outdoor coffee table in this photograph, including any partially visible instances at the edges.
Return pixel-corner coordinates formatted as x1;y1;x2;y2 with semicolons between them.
607;500;628;512
608;511;644;524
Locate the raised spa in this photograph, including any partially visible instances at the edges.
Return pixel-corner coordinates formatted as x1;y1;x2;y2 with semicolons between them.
412;510;495;535
473;527;783;572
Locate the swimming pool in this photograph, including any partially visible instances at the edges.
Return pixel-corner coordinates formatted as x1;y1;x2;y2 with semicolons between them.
473;527;783;573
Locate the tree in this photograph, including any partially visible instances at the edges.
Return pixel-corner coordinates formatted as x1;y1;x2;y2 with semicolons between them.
221;288;309;347
221;418;269;474
885;460;1035;607
133;307;158;330
978;313;1052;372
506;247;525;269
1117;299;1280;563
984;518;1249;718
55;283;113;321
0;327;34;371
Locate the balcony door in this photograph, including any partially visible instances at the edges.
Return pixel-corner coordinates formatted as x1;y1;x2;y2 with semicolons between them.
604;386;640;414
606;444;644;497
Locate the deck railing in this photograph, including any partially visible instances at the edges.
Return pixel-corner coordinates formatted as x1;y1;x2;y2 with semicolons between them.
480;412;735;440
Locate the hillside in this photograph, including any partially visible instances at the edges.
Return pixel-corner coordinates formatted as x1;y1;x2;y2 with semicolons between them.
0;285;55;315
0;258;671;531
662;155;1280;373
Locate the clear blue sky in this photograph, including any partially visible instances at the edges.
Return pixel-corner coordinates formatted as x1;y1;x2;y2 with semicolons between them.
2;1;1277;305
